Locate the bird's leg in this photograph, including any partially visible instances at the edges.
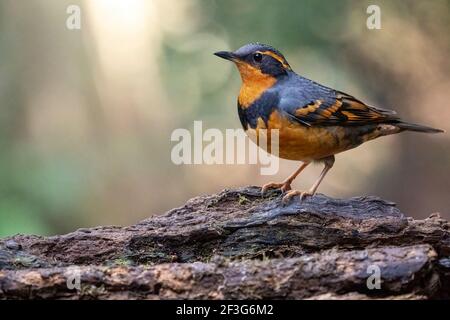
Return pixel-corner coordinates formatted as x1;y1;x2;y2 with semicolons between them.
282;156;335;202
261;162;310;194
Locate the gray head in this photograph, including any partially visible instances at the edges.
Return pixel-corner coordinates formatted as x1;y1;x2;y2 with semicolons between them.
214;43;291;78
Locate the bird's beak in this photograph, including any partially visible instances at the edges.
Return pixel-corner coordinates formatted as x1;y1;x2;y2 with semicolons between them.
214;51;237;62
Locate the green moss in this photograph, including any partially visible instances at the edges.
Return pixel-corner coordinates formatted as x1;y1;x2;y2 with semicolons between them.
12;255;37;268
112;257;132;266
80;284;106;298
238;194;250;205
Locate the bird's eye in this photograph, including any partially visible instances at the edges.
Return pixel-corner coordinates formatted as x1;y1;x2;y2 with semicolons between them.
253;52;263;62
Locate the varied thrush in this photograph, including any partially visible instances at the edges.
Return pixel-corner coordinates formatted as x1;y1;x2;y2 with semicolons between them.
215;43;444;202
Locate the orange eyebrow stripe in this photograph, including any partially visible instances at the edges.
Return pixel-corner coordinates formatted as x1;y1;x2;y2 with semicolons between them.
260;51;291;69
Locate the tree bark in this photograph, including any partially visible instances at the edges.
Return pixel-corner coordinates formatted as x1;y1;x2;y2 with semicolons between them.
0;186;449;299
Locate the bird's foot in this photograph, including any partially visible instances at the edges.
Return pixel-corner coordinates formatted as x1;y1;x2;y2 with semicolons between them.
282;189;314;203
261;181;292;194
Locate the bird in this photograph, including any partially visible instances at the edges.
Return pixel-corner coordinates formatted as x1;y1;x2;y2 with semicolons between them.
214;43;444;202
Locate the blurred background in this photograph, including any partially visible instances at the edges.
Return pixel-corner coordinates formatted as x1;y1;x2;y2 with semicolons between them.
0;0;449;236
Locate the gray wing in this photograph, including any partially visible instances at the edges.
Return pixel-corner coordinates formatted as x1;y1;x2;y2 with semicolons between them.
277;76;398;127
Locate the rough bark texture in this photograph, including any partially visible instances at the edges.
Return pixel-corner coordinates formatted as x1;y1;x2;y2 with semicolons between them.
0;186;449;300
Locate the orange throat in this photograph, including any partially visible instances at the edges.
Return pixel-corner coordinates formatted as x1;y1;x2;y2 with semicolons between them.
236;62;276;108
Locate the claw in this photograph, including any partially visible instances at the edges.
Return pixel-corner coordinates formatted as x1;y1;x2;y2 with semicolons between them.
299;191;314;201
282;190;301;203
282;189;314;203
261;181;291;194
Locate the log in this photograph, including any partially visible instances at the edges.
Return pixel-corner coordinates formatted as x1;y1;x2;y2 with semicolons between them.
0;186;449;299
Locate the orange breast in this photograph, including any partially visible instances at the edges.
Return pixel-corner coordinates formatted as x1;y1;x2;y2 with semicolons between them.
246;111;354;161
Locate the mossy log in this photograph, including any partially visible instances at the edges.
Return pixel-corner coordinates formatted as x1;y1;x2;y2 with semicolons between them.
0;186;449;299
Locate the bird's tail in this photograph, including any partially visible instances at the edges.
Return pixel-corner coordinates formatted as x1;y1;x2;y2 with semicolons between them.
396;121;444;134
